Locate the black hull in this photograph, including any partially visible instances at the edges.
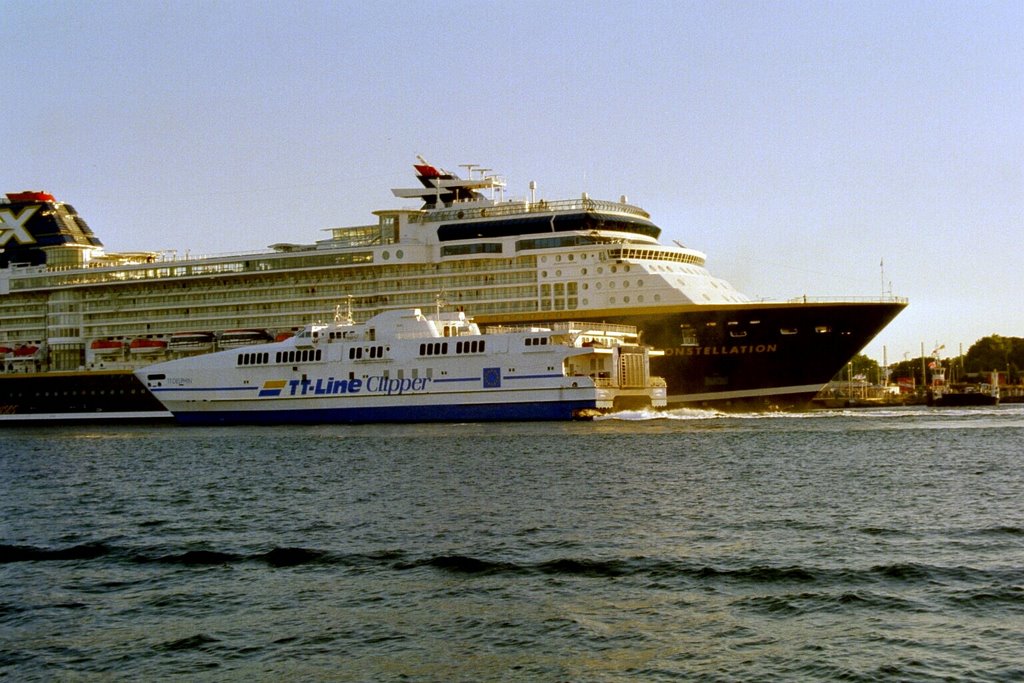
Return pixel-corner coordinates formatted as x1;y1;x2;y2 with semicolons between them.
0;370;170;424
483;299;906;411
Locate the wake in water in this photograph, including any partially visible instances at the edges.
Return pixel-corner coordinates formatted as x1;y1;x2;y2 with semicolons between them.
600;403;1024;422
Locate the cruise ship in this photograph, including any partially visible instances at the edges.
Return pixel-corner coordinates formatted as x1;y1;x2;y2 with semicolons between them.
0;161;906;422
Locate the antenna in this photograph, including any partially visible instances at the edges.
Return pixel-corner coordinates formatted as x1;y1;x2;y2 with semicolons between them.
880;257;885;299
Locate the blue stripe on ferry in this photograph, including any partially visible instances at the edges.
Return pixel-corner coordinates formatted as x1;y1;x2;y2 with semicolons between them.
169;400;598;426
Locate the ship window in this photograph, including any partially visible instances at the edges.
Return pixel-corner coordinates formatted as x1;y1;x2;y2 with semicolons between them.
438;214;660;242
781;328;798;335
441;243;502;257
815;326;832;334
730;331;747;338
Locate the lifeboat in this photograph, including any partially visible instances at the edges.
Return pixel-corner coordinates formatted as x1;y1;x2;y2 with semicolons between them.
168;331;216;352
130;338;168;354
218;329;273;349
0;346;12;356
90;339;125;355
275;332;295;342
13;345;39;357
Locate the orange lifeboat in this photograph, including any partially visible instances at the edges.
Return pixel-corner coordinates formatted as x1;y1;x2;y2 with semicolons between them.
129;338;168;354
90;339;125;355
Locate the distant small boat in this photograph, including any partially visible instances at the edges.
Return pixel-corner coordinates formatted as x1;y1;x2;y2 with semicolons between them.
927;389;999;407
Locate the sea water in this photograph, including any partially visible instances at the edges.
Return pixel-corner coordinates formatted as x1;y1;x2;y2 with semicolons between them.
2;406;1023;681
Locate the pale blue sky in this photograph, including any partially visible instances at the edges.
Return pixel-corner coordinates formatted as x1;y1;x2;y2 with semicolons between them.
3;1;1021;364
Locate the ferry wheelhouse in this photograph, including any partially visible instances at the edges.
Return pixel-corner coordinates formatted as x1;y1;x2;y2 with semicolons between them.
0;161;905;422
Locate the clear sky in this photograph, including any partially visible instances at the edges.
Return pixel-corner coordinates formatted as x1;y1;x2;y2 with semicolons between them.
3;1;1021;365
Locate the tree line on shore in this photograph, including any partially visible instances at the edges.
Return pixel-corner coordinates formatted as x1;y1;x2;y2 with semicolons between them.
837;335;1024;386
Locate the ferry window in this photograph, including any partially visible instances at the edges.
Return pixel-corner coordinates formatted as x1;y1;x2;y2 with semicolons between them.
419;343;426;356
456;341;463;353
276;352;282;363
815;326;832;334
315;350;321;361
781;328;798;335
442;342;448;354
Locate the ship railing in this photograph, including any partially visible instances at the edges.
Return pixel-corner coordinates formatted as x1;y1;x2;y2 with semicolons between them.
427;197;651;223
776;295;910;305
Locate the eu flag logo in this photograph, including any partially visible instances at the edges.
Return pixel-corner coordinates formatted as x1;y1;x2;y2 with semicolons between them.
482;367;501;388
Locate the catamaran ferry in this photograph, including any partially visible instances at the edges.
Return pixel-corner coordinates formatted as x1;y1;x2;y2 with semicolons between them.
136;308;666;424
1;161;905;422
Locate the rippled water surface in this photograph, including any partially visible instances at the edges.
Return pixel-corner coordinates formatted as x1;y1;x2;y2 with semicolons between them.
3;406;1023;681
